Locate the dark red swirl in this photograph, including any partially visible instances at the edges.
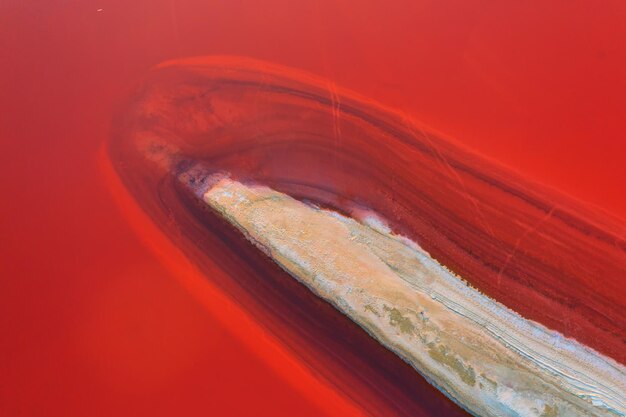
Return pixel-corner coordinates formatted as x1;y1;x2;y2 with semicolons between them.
108;56;626;416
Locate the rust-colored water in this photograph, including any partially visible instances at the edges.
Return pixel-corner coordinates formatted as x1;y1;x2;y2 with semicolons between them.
2;1;625;416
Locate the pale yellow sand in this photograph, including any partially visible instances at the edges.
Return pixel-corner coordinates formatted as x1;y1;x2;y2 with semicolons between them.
204;178;626;417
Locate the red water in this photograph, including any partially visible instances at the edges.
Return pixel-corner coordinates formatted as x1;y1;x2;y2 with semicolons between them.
2;1;625;416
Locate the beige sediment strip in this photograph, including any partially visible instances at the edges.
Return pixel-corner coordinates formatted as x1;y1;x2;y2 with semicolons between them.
203;177;626;417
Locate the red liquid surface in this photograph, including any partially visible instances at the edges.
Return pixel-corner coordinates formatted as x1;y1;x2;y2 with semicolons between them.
1;1;625;416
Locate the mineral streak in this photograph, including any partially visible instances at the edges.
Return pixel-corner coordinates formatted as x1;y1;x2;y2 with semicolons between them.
204;177;626;417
